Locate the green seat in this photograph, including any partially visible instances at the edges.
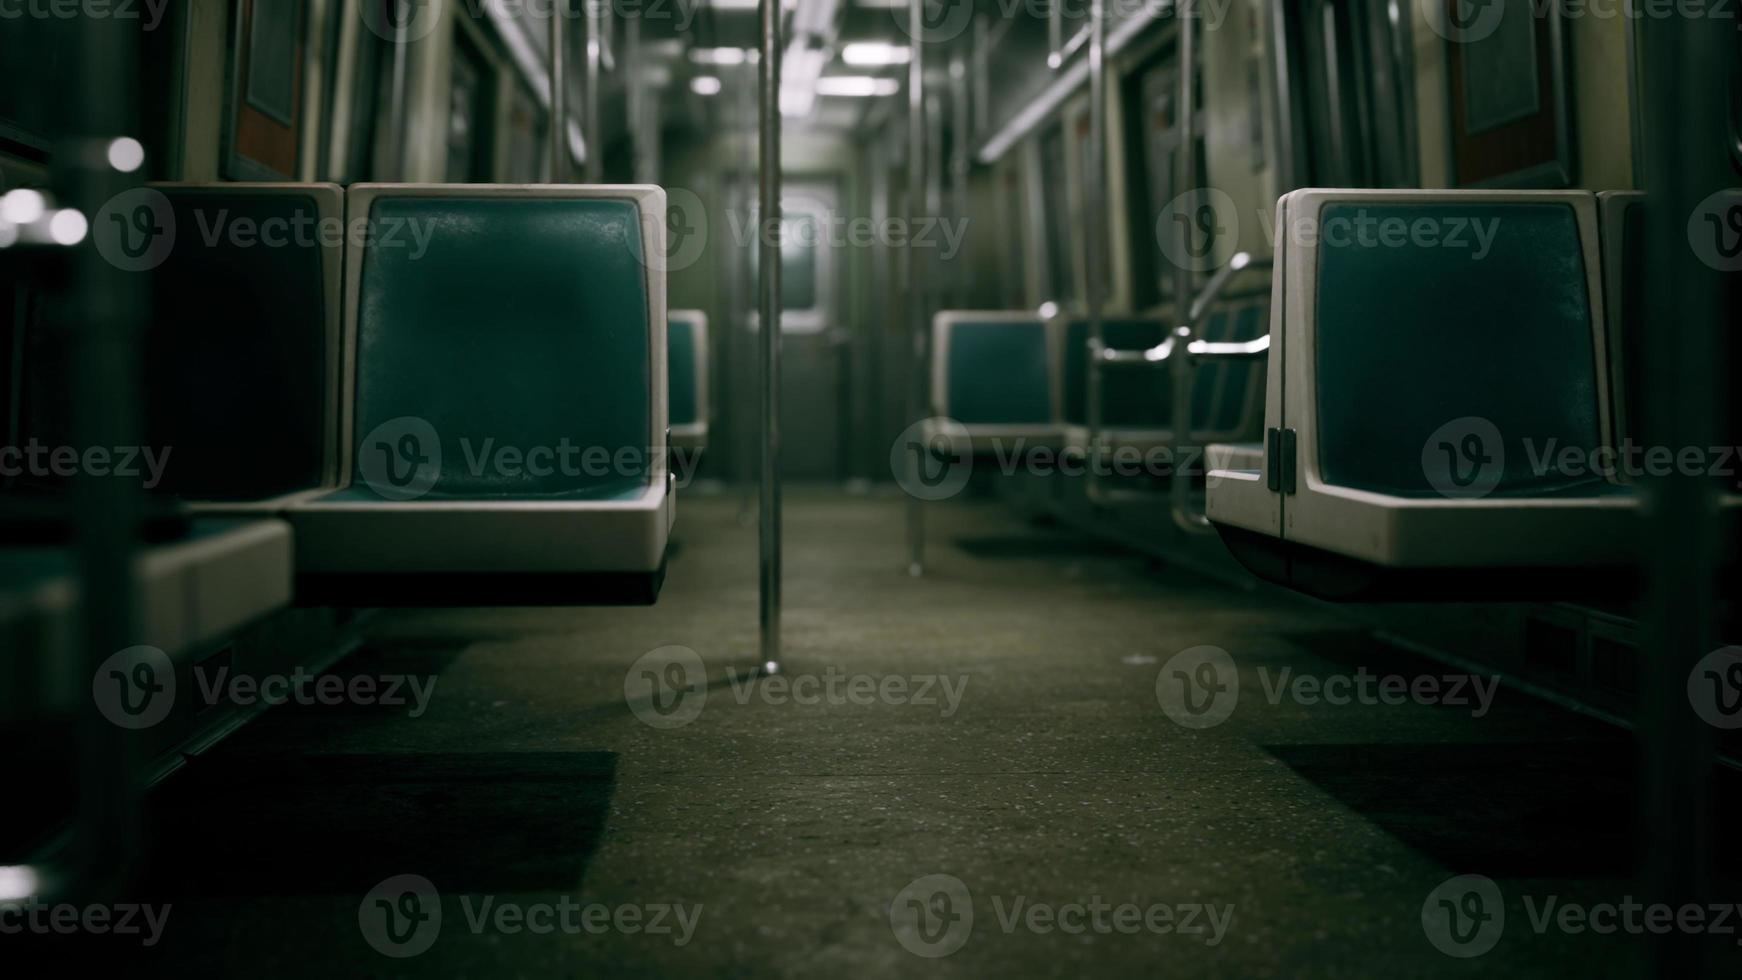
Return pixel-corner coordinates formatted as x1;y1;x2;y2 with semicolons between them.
931;313;1061;449
668;310;708;450
288;185;672;605
1209;189;1641;601
348;195;652;500
1060;316;1172;430
1315;201;1605;498
941;316;1051;424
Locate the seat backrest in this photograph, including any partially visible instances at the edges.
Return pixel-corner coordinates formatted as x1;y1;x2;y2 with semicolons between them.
668;310;707;430
147;184;342;500
1305;192;1606;497
342;185;665;499
933;313;1053;425
1058;316;1173;430
9;183;341;502
1600;190;1742;461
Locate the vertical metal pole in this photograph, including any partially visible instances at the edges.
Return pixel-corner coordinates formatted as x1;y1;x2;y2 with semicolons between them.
1084;0;1108;481
904;0;926;577
1173;1;1196;314
737;69;757;525
758;0;783;674
949;54;970;307
549;0;567;181
1638;10;1728;977
384;1;413;178
584;0;603;182
1169;0;1198;492
47;8;144;902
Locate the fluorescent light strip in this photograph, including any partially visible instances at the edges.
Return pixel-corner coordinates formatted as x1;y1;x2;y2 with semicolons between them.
688;47;759;66
841;41;911;65
974;0;1167;164
815;75;899;97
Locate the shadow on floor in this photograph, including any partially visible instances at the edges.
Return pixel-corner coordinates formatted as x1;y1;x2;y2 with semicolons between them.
1268;740;1742;878
141;749;619;898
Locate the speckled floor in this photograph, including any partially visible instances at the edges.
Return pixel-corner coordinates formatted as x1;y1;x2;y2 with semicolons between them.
26;491;1742;977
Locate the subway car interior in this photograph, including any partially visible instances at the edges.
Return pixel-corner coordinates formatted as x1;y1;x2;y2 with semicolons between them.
2;0;1741;974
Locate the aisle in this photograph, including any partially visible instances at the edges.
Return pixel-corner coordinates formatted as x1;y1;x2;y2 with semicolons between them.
35;490;1729;977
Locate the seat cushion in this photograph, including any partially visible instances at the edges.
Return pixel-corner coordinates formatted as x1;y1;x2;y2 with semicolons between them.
669;316;701;428
351;195;653;499
1315;202;1605;498
945;320;1052;425
1061;318;1173;429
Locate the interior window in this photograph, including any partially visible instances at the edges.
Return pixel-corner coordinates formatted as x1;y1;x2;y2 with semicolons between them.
445;30;493;183
1038;124;1075;306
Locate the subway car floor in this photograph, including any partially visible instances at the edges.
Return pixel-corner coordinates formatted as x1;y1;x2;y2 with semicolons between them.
32;490;1742;977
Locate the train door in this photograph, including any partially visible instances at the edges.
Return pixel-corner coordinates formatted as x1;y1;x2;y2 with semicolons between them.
752;181;846;481
1281;0;1417;188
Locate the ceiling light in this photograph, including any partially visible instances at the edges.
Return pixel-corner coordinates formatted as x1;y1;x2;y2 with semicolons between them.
814;75;899;97
841;41;910;65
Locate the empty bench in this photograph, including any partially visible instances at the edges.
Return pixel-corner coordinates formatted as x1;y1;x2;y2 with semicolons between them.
1207;189;1640;600
285;184;674;605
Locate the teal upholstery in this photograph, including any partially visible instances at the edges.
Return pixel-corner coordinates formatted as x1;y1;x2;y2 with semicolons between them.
668;315;700;427
1213;304;1266;433
1061;318;1172;429
350;196;651;500
1190;310;1231;429
944;319;1052;425
1314;202;1603;497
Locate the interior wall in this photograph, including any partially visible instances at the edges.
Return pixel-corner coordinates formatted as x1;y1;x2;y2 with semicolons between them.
1409;1;1635;191
1201;0;1282;262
